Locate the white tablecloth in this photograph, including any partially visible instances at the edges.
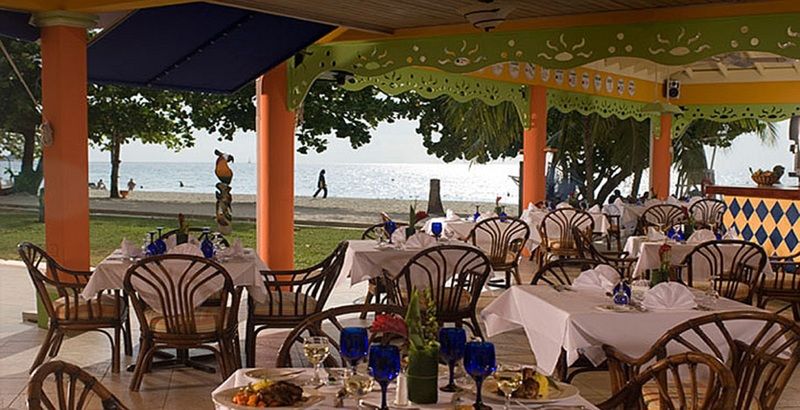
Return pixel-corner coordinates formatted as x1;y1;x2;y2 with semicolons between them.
213;368;599;410
481;285;762;376
340;240;451;287
422;218;539;252
82;248;270;306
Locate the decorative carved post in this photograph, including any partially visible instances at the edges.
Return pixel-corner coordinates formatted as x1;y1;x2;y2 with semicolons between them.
427;179;444;216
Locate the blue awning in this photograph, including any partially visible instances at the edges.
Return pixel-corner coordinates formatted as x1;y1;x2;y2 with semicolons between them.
88;3;333;93
0;9;38;41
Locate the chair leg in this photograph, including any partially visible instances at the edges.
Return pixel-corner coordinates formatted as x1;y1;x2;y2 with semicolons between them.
31;326;56;373
359;289;375;319
123;313;133;356
217;341;230;379
112;325;121;373
48;330;64;357
231;330;243;370
511;267;522;286
793;303;800;322
615;233;621;252
129;338;152;391
470;313;485;341
245;322;256;368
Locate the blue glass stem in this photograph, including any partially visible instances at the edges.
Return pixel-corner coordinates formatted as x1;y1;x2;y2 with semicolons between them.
380;381;389;410
473;377;484;410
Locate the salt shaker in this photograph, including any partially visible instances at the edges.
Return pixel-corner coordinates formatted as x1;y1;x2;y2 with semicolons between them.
395;372;409;406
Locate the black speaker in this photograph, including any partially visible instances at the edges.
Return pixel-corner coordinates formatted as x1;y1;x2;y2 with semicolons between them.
664;80;680;99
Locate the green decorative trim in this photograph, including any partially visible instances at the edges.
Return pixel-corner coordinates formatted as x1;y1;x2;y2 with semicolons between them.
547;89;657;121
673;104;800;136
289;12;800;108
342;67;531;126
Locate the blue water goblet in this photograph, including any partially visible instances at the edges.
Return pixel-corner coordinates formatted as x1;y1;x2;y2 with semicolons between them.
384;220;397;244
431;222;443;240
464;341;496;410
145;231;158;257
368;344;401;410
340;327;369;372
154;226;167;255
439;327;466;392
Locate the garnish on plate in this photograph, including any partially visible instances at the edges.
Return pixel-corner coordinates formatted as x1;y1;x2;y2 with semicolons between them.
231;379;305;407
495;368;556;399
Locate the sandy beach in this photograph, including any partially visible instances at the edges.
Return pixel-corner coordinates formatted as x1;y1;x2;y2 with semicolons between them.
1;190;519;226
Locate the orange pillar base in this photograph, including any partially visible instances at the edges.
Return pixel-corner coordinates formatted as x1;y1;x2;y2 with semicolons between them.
40;25;90;270
651;114;673;200
522;87;548;206
256;63;295;270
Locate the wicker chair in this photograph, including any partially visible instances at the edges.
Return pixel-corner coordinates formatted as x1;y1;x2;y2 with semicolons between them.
466;217;530;288
689;198;727;232
604;311;800;410
530;258;615;287
384;245;492;339
18;242;131;374
358;224;408;318
245;241;347;367
28;360;129;410
756;250;800;320
604;213;622;251
275;304;405;368
597;352;737;410
573;228;637;279
638;204;688;234
124;255;241;391
677;240;767;303
537;208;594;267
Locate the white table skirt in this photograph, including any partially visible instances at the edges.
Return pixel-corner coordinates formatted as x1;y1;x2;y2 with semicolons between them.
82;248;270;307
481;285;762;376
213;368;599;410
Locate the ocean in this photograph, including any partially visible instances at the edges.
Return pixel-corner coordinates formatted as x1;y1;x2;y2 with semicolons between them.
81;161;759;204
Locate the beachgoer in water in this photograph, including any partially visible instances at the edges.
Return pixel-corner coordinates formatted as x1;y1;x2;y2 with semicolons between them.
313;169;327;198
96;179;106;190
179;181;184;187
127;178;136;192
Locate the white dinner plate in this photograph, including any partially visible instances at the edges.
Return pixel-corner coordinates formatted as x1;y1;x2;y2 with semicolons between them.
212;387;323;410
243;368;304;381
479;379;580;404
595;304;642;313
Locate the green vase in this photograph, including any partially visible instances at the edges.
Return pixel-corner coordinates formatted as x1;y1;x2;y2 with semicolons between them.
650;267;669;287
407;348;439;404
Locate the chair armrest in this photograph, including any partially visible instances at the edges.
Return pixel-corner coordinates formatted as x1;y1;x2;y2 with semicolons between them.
603;344;655;394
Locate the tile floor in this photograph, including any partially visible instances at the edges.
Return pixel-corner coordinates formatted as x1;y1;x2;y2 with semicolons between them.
1;257;798;409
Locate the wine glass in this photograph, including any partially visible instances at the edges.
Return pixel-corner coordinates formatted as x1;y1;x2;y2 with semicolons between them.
494;365;523;410
705;274;720;308
154;226;167;255
473;205;481;222
368;344;401;410
200;227;215;258
340;327;369;373
344;372;375;410
303;337;330;386
439;327;466;392
384;221;397;244
431;222;443;240
464;341;496;410
145;231;158;257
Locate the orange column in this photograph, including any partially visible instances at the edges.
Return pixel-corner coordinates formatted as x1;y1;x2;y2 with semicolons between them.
256;63;295;269
651;114;673;200
522;86;547;206
35;13;95;270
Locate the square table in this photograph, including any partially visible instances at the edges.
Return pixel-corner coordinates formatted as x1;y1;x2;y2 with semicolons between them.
481;285;763;376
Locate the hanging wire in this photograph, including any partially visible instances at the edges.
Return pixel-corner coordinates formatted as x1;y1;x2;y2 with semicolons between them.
0;38;41;113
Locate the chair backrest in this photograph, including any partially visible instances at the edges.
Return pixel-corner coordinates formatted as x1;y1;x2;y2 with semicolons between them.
18;242;116;323
573;227;604;260
258;241;348;317
640;204;688;233
160;227;229;246
689;199;727;230
384;245;492;317
681;240;767;298
530;258;613;286
124;254;238;335
598;352;736;410
637;311;800;410
275;304;406;368
28;360;129;410
361;222;409;240
539;209;594;249
467;217;530;266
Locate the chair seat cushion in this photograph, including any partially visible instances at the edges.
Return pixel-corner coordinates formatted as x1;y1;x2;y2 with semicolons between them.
53;294;121;320
760;273;800;291
252;292;318;317
641;380;709;410
401;288;472;310
694;281;751;301
145;307;222;333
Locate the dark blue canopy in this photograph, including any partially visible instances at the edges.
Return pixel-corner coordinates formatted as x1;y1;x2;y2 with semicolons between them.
88;3;333;93
0;9;38;41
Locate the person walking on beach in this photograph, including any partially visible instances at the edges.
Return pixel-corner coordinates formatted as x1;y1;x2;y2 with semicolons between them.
313;169;327;198
127;178;136;192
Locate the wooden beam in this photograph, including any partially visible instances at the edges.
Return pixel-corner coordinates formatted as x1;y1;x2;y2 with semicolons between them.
684;67;695;79
716;62;729;78
754;62;767;76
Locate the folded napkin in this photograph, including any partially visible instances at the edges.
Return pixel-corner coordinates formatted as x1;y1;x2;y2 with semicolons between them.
217;238;244;258
647;227;667;241
572;264;619;293
405;233;436;249
445;209;460;221
687;229;716;244
588;204;601;214
642;282;697;310
556;202;572;209
120;239;143;258
390;229;407;245
169;243;204;257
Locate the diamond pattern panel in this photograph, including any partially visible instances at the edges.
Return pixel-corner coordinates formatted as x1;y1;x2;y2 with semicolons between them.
722;195;800;257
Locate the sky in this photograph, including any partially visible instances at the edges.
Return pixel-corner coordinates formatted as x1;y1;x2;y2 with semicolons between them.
87;118;795;171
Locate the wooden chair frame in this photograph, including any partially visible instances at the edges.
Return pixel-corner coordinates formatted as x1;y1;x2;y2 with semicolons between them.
466;216;530;288
757;251;800;320
689;198;727;232
678;240;767;303
537;209;595;267
573;228;637;279
28;360;129;410
639;204;688;234
358;224;408;318
18;242;132;374
604;213;623;251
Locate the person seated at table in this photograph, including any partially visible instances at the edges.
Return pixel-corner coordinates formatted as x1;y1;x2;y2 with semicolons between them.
608;189;622;204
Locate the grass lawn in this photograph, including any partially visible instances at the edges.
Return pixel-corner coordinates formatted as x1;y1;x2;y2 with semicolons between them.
0;211;361;267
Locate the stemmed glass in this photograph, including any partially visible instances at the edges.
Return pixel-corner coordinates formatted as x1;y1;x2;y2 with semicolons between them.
439;327;466;392
303;337;330;386
473;205;481;222
431;222;443;241
368;344;401;410
154;226;167;254
200;227;215;258
340;327;369;373
384;220;397;244
344;372;374;410
705;274;721;308
145;231;158;256
464;341;496;410
494;365;523;410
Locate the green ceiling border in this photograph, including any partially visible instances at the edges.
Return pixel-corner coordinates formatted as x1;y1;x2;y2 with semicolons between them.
673;103;800;136
341;67;531;127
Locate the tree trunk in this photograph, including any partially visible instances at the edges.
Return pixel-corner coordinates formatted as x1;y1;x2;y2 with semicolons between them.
426;179;444;216
13;127;44;194
21;128;35;173
109;138;121;199
629;120;643;198
582;115;595;205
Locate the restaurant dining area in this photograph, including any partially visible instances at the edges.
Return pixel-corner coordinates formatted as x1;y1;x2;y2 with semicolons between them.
2;0;800;409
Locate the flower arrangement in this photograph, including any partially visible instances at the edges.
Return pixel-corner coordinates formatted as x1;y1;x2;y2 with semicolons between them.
406;201;428;238
652;243;672;286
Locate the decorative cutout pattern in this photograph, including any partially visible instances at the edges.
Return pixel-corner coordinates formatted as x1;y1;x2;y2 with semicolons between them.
289;13;800;109
342;67;531;126
673;104;800;136
547;89;656;122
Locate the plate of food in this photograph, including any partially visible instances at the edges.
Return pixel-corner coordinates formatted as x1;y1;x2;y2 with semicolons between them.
480;367;579;404
595;304;639;313
213;379;323;409
244;368;304;382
